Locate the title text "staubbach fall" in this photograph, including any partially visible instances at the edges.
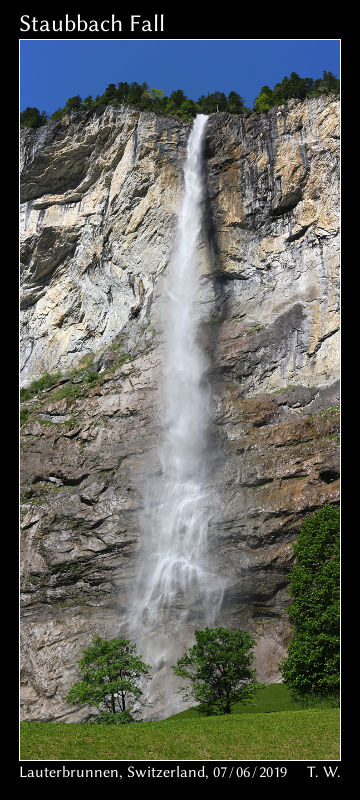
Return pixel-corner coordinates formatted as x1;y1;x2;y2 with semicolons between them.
19;14;165;32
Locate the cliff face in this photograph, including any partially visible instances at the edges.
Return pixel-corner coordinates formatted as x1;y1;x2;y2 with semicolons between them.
20;96;340;721
20;106;189;381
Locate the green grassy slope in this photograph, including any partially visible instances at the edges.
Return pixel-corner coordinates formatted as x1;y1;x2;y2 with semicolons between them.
21;708;339;761
167;682;304;719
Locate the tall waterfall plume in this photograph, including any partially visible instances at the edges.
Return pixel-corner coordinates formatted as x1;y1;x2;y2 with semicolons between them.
129;114;224;717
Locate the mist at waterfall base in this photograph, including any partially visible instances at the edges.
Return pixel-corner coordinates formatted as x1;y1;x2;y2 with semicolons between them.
128;115;225;719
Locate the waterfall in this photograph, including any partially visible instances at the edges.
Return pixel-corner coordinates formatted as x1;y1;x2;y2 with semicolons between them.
129;115;224;718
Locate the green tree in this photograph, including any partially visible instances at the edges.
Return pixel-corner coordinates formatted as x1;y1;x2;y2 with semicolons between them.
280;505;340;702
197;91;227;114
209;91;227;112
169;89;186;108
177;98;199;120
273;75;291;102
315;70;340;95
81;95;93;109
286;72;307;99
116;81;130;103
127;81;147;106
20;107;48;128
197;94;209;113
142;87;166;111
66;635;151;724
100;84;119;106
226;90;244;114
50;108;65;121
63;95;82;112
303;77;315;95
164;99;178;116
145;87;165;102
172;627;260;715
253;85;274;113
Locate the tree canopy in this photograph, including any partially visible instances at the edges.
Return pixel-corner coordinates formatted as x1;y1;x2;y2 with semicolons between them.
172;626;260;715
66;635;151;724
20;69;339;130
279;505;340;703
254;71;339;113
20;106;48;128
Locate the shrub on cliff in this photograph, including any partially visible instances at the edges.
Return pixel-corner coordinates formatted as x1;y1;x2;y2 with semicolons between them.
20;106;48;128
20;370;62;402
279;505;340;703
66;636;151;724
172;627;261;715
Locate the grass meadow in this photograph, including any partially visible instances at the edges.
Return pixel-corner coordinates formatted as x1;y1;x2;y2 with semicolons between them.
20;684;340;761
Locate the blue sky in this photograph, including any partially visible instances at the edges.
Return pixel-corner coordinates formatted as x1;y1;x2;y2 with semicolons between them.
20;39;340;114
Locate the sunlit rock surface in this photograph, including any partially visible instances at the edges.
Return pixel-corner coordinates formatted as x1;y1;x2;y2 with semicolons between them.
20;96;339;721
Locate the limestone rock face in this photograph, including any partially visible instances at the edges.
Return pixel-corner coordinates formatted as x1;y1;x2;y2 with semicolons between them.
20;96;339;721
20;105;189;382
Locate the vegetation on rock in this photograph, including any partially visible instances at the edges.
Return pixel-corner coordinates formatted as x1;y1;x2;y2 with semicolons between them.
20;70;339;128
253;70;339;112
20;371;63;402
19;106;48;128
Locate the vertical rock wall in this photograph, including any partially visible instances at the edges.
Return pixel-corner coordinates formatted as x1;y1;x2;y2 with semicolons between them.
20;96;339;720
